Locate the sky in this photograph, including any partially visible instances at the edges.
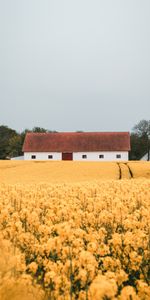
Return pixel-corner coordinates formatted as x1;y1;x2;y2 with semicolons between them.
0;0;150;133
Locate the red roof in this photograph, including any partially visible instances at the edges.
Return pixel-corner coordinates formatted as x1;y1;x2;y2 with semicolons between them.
23;132;130;152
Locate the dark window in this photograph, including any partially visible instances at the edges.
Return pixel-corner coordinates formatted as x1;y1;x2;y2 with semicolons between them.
48;155;53;159
82;154;87;159
31;155;36;159
99;155;104;159
116;154;121;159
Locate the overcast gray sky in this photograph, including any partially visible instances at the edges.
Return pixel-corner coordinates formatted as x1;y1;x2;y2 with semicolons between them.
0;0;150;133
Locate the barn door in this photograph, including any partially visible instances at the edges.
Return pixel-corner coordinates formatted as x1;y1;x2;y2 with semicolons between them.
62;153;73;160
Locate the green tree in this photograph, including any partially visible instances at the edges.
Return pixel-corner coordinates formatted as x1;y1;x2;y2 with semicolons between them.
0;125;17;159
7;135;23;158
130;120;150;160
32;127;48;133
133;119;150;137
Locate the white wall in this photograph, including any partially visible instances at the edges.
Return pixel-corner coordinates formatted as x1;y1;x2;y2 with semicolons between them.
73;152;128;161
24;152;61;160
24;151;129;161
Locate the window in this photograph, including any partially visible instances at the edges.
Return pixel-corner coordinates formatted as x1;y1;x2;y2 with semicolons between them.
48;155;53;159
116;154;121;159
31;155;36;159
82;154;87;159
99;155;104;159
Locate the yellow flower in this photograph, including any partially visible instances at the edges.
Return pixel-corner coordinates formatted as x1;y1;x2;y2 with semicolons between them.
89;274;117;300
119;286;139;300
28;262;38;274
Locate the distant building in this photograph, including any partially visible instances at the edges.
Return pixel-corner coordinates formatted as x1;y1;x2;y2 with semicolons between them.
11;156;24;160
23;132;130;161
140;151;150;161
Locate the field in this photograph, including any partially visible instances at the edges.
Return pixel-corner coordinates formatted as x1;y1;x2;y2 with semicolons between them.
0;161;150;184
0;161;150;299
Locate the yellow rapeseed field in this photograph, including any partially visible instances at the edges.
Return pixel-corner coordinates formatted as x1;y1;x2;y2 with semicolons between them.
0;161;119;184
0;161;150;299
0;161;149;184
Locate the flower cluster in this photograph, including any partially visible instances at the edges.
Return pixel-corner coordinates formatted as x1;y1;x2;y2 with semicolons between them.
0;176;150;299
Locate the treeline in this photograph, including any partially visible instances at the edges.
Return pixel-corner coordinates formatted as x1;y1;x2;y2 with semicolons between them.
0;120;149;160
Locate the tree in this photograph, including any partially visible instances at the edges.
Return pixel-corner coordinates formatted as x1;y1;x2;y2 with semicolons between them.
32;127;48;133
130;120;150;160
130;133;147;160
7;135;23;158
133;119;150;138
32;127;58;133
0;125;17;159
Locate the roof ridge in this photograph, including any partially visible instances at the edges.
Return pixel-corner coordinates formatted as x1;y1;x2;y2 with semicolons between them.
27;131;130;134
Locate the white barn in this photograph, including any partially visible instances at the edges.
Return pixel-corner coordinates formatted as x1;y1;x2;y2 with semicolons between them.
23;132;130;161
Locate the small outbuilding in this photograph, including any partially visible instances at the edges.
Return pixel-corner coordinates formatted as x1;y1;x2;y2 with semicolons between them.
140;151;150;161
11;156;24;160
22;132;130;161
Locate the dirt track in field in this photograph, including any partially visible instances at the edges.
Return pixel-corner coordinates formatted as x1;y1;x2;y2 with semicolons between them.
117;163;133;179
